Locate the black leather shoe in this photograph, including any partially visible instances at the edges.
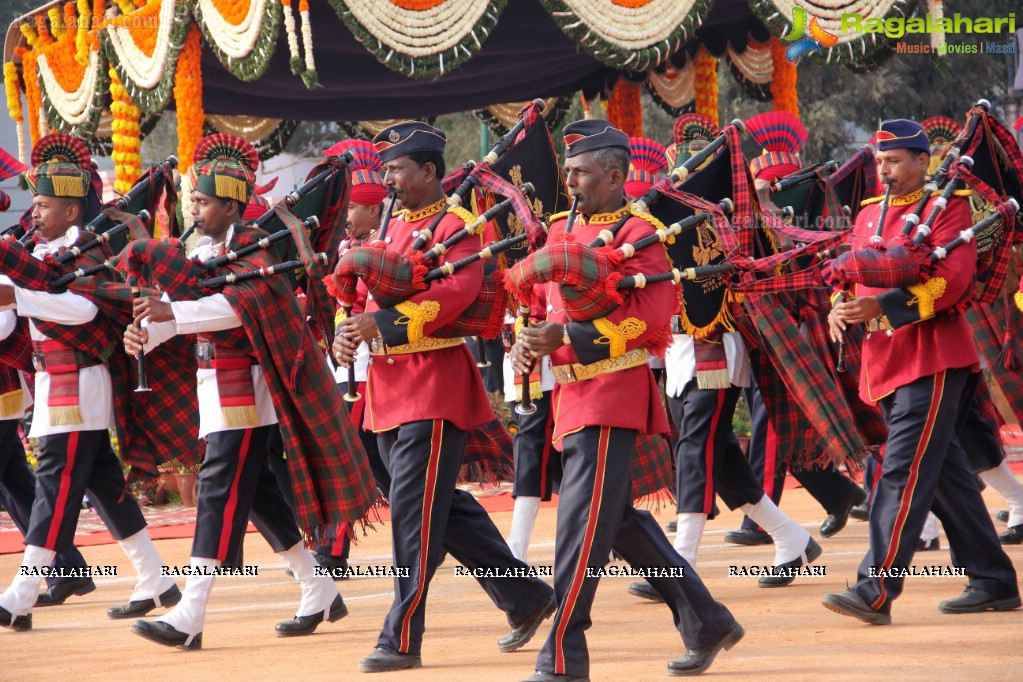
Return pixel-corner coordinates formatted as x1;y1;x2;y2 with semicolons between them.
0;605;31;631
938;586;1022;614
999;524;1023;545
35;576;96;607
131;619;202;649
498;594;557;653
759;537;822;587
667;622;744;676
917;537;940;552
996;509;1009;523
848;503;869;521
723;528;772;546
666;520;678;532
628;581;666;603
521;672;590;682
820;488;868;538
275;593;347;637
821;588;891;625
107;585;182;620
357;646;422;673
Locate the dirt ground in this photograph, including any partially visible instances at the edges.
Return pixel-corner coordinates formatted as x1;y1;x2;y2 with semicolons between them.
2;484;1020;682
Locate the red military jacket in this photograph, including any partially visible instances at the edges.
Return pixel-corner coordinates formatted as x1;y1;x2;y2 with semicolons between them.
849;188;979;403
529;207;673;445
363;199;494;432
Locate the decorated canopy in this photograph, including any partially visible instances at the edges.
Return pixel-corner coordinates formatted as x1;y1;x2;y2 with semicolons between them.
3;0;912;189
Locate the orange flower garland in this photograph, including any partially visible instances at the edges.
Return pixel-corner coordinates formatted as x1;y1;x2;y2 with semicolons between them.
210;0;253;26
606;78;643;138
693;46;719;128
109;68;141;194
770;37;799;118
174;24;205;167
20;49;43;143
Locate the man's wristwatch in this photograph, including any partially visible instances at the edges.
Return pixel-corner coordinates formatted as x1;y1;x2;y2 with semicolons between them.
562;327;571;348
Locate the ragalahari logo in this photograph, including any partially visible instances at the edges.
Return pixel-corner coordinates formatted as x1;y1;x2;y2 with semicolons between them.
782;6;839;62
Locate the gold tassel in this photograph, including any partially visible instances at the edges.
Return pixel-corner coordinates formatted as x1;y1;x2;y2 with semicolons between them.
221;405;259;429
49;405;83;426
696;369;731;390
515;380;543;402
0;390;23;418
215;174;249;203
50;174;86;197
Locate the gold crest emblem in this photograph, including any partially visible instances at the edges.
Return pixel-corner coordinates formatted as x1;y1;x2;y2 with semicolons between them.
388;130;400;143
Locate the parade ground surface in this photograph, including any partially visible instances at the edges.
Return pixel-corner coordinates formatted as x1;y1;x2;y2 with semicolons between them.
2;477;1021;682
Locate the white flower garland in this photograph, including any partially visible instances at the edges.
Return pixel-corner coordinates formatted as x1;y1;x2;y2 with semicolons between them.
300;7;315;73
646;61;695;109
105;0;178;89
341;0;491;58
37;46;101;127
283;1;300;68
726;41;773;85
561;0;702;50
197;0;268;60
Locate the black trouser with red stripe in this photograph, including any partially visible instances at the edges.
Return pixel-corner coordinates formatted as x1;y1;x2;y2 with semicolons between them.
671;382;764;515
25;429;146;550
740;383;861;531
376;419;551;656
536;426;737;678
852;369;1018;613
511;392;561;500
194;425;302;561
0;420;90;586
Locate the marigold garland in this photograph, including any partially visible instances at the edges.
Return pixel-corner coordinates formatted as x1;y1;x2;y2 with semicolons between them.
607;78;643;138
769;37;799;118
47;7;65;39
174;24;205;169
693;46;719;128
4;62;27;163
75;0;91;65
282;0;302;74
109;68;141;194
21;50;43;144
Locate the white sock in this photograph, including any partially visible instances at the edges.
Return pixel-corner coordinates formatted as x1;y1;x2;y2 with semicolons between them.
119;529;175;601
742;495;811;565
920;512;939;542
979;460;1023;528
0;545;56;616
672;513;706;569
279;542;339;618
157;556;218;643
507;496;541;562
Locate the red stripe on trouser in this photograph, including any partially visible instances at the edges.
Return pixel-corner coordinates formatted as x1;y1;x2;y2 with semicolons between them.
871;371;945;611
554;426;610;674
45;431;79;549
218;428;253;560
328;523;349;556
399;420;443;653
703;391;727;514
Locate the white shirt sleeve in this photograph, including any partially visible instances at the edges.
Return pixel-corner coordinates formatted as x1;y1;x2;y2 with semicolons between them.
0;310;16;340
141;319;178;354
171;293;241;334
14;288;99;325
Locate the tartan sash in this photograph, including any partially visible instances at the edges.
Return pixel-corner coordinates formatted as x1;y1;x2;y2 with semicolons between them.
32;339;101;426
694;332;729;389
196;338;259;429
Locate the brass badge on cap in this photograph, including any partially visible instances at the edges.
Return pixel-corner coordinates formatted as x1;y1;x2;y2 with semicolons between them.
388;130;401;143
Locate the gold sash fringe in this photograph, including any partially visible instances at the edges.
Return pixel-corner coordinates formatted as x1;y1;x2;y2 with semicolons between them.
49;405;83;426
0;390;23;418
221;405;260;429
696;369;731;390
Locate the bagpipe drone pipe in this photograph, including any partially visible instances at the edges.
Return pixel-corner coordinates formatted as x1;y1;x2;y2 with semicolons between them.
328;100;559;340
